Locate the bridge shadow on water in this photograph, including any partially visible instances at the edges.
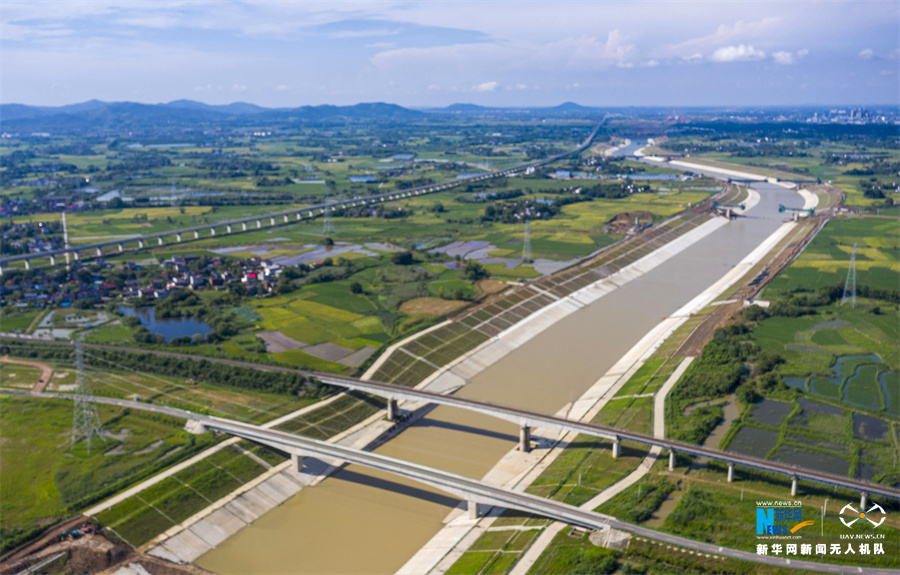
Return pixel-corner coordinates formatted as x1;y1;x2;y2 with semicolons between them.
414;417;519;443
333;467;461;508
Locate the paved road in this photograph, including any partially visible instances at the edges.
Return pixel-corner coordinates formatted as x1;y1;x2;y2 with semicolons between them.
3;389;895;575
3;335;898;502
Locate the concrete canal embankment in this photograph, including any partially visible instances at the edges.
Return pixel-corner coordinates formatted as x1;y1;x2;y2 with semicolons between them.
196;176;810;574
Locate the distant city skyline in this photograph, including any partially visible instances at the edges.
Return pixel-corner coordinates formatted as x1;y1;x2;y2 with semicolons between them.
4;1;899;107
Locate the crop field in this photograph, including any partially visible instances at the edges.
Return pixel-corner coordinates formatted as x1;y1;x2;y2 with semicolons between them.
0;307;43;333
721;396;897;481
751;311;899;415
0;395;213;549
764;217;899;293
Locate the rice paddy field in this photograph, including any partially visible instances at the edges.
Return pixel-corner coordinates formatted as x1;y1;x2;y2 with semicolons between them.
763;217;899;293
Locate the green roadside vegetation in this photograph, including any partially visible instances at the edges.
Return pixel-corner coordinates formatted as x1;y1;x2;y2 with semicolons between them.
0;395;217;553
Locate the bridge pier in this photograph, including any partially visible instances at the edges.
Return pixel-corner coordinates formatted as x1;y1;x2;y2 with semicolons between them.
270;217;275;225
612;437;621;458
49;256;56;266
256;219;261;228
387;398;399;421
668;450;676;471
138;240;144;248
194;231;199;239
727;462;735;483
0;264;3;275
284;215;289;223
861;491;868;510
519;425;531;453
118;243;124;252
158;237;164;245
24;260;30;270
210;228;216;236
791;476;798;497
292;452;303;473
176;233;182;242
227;225;232;234
96;247;102;256
184;419;208;434
468;501;481;520
242;222;248;231
73;251;79;261
296;213;302;220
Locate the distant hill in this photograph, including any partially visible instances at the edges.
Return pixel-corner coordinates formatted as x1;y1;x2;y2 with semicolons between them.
0;99;605;134
165;100;271;115
545;102;597;114
0;100;425;134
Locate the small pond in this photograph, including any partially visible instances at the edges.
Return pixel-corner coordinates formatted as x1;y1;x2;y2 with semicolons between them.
119;307;213;342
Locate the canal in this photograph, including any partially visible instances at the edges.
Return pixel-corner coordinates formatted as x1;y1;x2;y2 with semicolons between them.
197;174;802;574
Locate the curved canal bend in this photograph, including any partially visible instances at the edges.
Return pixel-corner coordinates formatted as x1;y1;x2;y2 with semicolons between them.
197;158;804;574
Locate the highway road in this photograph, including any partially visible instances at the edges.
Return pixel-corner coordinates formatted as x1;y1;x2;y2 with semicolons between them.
3;388;895;575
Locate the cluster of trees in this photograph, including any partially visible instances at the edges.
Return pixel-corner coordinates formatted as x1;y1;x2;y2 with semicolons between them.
764;284;899;319
456;189;523;204
481;199;556;223
1;339;330;397
671;323;785;443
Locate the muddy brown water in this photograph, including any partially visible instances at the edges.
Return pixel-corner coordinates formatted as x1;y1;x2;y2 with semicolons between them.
197;182;800;574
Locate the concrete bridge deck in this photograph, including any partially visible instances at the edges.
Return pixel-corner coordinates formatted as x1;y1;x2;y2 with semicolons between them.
3;389;894;575
1;340;897;503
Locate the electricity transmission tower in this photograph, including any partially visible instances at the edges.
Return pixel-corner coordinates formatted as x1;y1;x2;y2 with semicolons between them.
323;195;335;235
72;343;105;453
522;221;532;263
841;242;857;308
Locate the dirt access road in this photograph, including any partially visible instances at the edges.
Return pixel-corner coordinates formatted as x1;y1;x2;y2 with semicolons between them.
1;355;54;393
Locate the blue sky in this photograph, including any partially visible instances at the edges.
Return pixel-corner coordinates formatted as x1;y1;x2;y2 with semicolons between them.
3;1;898;107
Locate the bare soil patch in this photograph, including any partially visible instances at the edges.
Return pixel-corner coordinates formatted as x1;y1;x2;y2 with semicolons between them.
399;297;469;317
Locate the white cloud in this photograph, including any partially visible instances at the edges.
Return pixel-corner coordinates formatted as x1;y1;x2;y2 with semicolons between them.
472;81;499;92
709;44;765;63
772;48;808;65
772;51;794;65
515;83;528;90
643;59;659;68
275;84;289;91
657;18;779;60
328;28;400;39
858;48;874;60
232;84;247;92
